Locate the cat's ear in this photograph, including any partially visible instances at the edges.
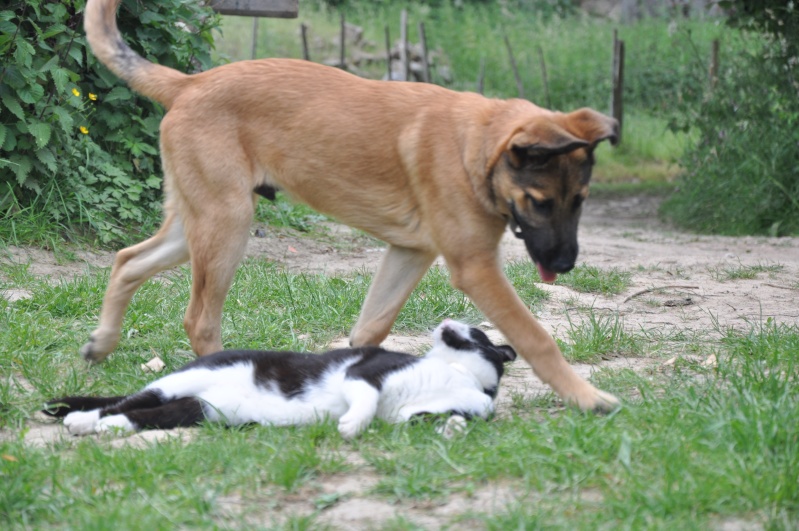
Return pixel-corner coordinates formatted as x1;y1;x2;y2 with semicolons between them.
496;345;517;363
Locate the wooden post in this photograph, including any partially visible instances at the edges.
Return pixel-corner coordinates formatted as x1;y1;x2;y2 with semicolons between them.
400;10;409;81
709;39;719;90
611;30;625;145
537;46;551;109
339;13;346;70
503;34;524;99
300;23;310;61
477;56;486;94
209;0;298;18
251;17;259;59
418;21;431;83
385;25;392;80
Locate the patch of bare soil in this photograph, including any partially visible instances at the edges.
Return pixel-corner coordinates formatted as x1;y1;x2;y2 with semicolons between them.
2;194;797;528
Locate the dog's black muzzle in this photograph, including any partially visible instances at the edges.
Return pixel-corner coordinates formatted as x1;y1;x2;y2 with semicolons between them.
509;203;578;274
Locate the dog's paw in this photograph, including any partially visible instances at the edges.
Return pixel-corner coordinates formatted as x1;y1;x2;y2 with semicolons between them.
80;331;117;363
567;386;621;414
436;415;468;439
80;338;107;363
591;389;621;414
337;414;369;440
64;410;101;435
96;414;135;435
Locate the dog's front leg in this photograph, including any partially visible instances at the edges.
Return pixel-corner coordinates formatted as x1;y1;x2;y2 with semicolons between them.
350;245;437;347
447;254;620;413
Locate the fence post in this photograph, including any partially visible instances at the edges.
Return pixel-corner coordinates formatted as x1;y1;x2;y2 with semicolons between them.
251;17;259;59
339;13;346;69
537;46;551;108
300;23;310;61
400;10;409;81
709;39;719;90
503;34;524;99
418;21;431;83
385;25;392;80
477;56;486;94
611;29;625;145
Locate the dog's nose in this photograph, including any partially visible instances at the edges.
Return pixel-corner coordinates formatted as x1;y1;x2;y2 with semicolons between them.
549;257;575;274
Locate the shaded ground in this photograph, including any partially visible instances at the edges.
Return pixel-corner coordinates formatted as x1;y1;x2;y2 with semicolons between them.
2;193;796;529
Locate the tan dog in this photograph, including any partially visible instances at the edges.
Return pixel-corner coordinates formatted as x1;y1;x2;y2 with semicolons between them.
82;0;620;412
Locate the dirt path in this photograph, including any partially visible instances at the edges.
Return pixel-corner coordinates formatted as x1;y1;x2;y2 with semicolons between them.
3;193;798;529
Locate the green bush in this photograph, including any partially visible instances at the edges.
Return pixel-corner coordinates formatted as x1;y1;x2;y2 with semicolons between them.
0;0;219;243
662;13;799;236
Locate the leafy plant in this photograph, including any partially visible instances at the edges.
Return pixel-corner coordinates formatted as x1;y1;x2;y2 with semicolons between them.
662;3;799;236
0;0;220;243
662;31;799;235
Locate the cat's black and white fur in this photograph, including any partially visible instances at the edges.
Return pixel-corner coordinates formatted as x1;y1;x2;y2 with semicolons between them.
45;320;516;438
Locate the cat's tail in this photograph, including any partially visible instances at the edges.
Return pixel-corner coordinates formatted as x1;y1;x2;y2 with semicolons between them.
42;396;128;418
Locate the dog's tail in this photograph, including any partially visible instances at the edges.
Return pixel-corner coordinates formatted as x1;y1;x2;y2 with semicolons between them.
42;396;128;418
84;0;189;108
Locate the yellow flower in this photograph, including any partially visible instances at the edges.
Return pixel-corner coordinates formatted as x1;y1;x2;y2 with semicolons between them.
72;88;81;97
79;126;89;135
89;93;97;101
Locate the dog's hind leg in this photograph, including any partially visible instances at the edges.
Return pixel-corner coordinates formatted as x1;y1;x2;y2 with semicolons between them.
181;201;254;356
81;211;190;362
350;245;436;346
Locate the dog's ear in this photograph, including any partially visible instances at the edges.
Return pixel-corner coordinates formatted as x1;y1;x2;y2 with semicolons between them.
495;345;517;363
560;107;619;147
507;123;589;169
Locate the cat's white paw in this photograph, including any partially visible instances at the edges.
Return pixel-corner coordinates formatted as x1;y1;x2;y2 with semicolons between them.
437;415;468;439
64;410;101;435
338;413;369;439
96;414;135;434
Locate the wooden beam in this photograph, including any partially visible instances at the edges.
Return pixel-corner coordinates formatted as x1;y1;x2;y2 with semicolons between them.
208;0;298;18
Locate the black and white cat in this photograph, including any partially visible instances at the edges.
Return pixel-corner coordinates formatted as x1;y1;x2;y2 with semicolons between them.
45;319;516;438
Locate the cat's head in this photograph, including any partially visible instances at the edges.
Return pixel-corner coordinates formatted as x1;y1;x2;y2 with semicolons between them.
428;319;517;399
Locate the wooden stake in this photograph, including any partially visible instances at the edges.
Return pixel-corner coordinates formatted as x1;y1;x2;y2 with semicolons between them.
385;25;392;80
477;56;486;94
709;39;719;90
339;13;346;70
300;23;310;61
503;34;524;98
537;46;551;108
400;9;409;81
418;21;430;83
611;30;625;145
251;17;259;60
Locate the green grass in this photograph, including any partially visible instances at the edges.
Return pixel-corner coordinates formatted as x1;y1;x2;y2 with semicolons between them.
1;258;798;529
709;262;785;282
558;312;643;363
556;264;632;296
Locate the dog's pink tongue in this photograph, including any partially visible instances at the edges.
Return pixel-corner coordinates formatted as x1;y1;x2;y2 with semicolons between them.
536;262;558;283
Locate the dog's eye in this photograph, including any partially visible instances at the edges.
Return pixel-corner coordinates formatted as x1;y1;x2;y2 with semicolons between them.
573;195;585;211
527;193;553;216
527;154;552;168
